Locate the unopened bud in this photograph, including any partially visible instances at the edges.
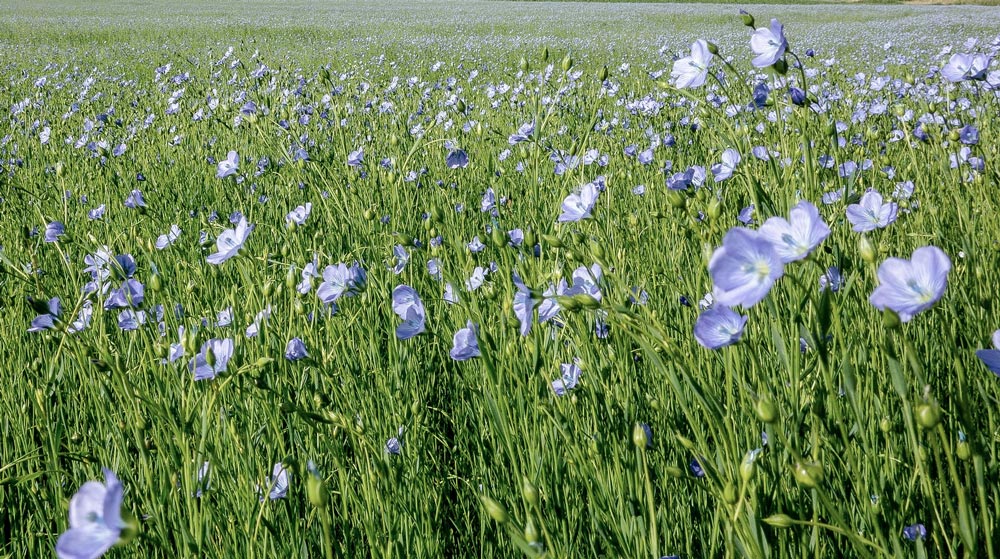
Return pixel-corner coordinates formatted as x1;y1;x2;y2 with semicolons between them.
756;397;778;424
858;235;876;263
481;496;509;523
764;514;794;528
915;402;941;429
792;461;823;488
522;477;539;508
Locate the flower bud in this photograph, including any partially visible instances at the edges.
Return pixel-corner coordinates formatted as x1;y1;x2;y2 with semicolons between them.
205;347;216;368
307;472;328;508
740;12;755;28
541;234;563;248
723;482;738;505
149;274;162;292
755;397;778;424
858;235;876;263
524;515;540;544
954;439;971;461
598;65;609;81
522;477;539;508
540;46;549;62
557;295;580;312
456;99;466;114
764;514;794;528
519;57;529;72
773;59;788;75
915;402;941;429
882;309;901;330
792;461;823;488
573;294;601;310
707;199;722;221
632;423;649;449
706;42;719;55
667;190;687;209
740;450;759;483
116;509;140;546
561;54;573;72
481;495;509;523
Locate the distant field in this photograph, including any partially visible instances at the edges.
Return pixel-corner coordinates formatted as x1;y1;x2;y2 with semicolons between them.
2;1;1000;558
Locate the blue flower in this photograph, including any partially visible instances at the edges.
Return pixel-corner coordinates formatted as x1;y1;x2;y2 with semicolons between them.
317;262;367;304
975;329;1000;376
189;338;234;380
124;189;146;210
758;201;830;263
347;147;364;167
44;221;65;243
694;305;748;349
285;338;308;361
902;523;926;541
846;190;897;232
869;246;950;322
750;18;788;68
446;149;469;169
450;321;481;361
512;272;535;336
709;228;784;308
557;181;599;222
56;469;127;559
206;216;253;265
670;39;712;89
28;297;61;332
392;286;426;340
551;362;581;396
711;149;741;182
217;150;239;178
286;203;312;227
259;463;289;501
156;224;182;250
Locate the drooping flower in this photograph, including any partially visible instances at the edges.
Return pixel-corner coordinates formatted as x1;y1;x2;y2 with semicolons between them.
758;201;831;263
206;216;253;265
450;321;481;361
258;463;290;501
693;305;748;349
557;181;599;222
670;39;712;89
508;122;535;145
446;149;469;169
846;190;898;232
709;227;784;308
384;427;405;455
56;469;128;559
392;285;426;340
512;271;535;336
217;150;239;178
750;18;788;68
819;266;842;293
551;362;581;396
45;221;65;243
28;297;62;332
902;523;927;542
285;338;308;361
869;246;950;322
124;189;146;209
